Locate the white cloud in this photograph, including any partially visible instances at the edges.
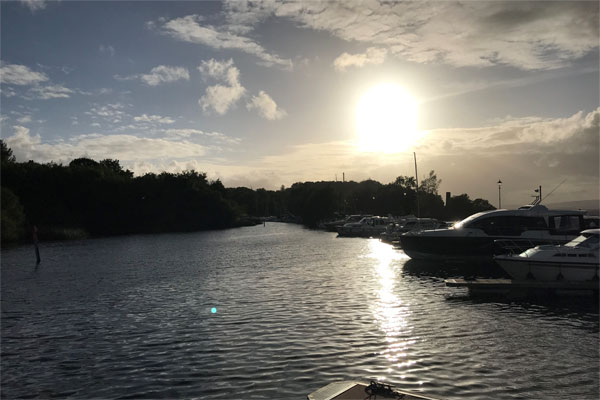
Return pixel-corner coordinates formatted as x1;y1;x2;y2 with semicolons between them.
224;1;599;71
246;90;287;120
19;0;46;12
28;84;74;100
159;14;292;69
116;65;190;86
140;65;189;86
5;126;41;160
333;47;387;71
198;59;246;115
86;103;128;123
0;62;48;85
16;115;32;124
165;128;242;145
3;128;208;165
99;45;115;57
134;114;175;124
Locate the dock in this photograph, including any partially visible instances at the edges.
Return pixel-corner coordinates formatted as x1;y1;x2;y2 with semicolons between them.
446;278;599;298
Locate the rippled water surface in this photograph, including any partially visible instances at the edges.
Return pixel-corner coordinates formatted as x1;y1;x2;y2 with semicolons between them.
2;223;598;399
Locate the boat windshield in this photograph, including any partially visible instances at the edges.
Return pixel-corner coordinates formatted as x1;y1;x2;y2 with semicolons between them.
564;233;600;248
452;212;489;229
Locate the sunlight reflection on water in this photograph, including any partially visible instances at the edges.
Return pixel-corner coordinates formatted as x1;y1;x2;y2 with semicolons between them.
366;240;420;383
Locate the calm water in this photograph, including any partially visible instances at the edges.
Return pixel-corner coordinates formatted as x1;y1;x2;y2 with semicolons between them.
2;223;598;399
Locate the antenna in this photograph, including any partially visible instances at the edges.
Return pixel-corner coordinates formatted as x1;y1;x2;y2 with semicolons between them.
542;178;567;203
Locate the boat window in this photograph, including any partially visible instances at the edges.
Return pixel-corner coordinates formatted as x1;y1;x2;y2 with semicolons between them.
468;216;528;236
565;233;599;248
550;215;582;235
519;217;547;230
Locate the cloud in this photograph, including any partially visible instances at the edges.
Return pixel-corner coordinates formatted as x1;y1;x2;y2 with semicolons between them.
3;128;208;165
165;128;242;145
140;65;189;86
333;47;387;71
19;0;46;12
28;84;74;100
85;103;128;123
246;90;287;120
224;1;599;71
116;65;190;86
198;59;246;115
159;14;293;69
16;114;32;124
99;45;115;57
134;114;175;124
0;62;48;85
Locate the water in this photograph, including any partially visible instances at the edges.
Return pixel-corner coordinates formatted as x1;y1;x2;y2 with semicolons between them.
2;223;598;399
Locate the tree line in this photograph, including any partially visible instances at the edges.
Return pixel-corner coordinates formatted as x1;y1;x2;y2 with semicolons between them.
1;141;494;243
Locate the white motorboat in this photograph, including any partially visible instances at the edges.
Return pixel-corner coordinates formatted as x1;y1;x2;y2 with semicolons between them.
494;229;599;281
323;214;371;232
337;216;391;237
400;205;588;261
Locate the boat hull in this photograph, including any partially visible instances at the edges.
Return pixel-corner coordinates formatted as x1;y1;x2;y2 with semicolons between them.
495;257;599;281
400;235;569;261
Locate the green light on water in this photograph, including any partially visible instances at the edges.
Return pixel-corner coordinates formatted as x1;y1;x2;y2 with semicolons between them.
211;307;217;314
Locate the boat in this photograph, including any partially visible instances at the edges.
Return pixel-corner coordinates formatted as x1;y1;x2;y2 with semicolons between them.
494;229;599;281
308;380;439;400
400;205;587;261
323;214;371;232
380;217;447;244
337;216;391;237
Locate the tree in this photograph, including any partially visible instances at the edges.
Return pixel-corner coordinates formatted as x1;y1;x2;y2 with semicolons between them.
419;170;441;194
1;187;25;242
1;140;16;163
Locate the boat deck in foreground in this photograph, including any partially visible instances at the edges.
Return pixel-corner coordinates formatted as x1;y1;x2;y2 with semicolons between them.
446;278;599;298
307;381;439;400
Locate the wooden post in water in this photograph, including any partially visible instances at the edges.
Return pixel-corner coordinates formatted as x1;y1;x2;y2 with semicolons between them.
414;152;420;218
33;225;41;264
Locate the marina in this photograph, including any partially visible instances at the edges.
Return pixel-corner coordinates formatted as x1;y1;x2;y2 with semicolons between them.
2;223;598;399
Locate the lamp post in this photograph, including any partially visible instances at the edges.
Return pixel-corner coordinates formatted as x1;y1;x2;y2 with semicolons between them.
497;180;502;209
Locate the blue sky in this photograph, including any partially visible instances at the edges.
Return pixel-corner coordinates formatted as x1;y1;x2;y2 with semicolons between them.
1;0;598;207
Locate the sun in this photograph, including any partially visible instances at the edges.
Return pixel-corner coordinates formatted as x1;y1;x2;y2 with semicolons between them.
355;83;420;153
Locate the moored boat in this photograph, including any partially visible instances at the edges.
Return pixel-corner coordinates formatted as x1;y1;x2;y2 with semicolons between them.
494;229;599;281
337;216;391;237
400;205;587;261
380;217;446;244
323;214;371;232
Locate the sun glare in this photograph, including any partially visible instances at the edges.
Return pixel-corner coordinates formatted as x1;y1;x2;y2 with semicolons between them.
355;83;420;153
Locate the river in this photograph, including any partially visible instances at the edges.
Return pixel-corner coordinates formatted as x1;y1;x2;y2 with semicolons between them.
1;223;598;399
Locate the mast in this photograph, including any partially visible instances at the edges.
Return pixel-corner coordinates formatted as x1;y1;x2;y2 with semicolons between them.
414;152;420;218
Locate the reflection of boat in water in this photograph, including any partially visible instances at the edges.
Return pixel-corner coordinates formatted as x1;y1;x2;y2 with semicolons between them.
494;229;599;281
402;258;506;279
400;205;587;261
307;380;439;400
337;216;390;237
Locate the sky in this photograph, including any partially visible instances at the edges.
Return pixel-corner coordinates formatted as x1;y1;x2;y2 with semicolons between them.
1;0;598;208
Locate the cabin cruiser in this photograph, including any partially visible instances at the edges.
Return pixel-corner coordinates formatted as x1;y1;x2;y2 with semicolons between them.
400;205;587;261
323;214;371;232
494;229;599;281
337;216;391;237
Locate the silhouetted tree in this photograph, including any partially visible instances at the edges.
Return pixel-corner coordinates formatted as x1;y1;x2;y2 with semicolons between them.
1;187;25;242
1;140;16;164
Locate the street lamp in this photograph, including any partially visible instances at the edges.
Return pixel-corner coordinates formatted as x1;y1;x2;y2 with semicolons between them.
497;180;502;209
